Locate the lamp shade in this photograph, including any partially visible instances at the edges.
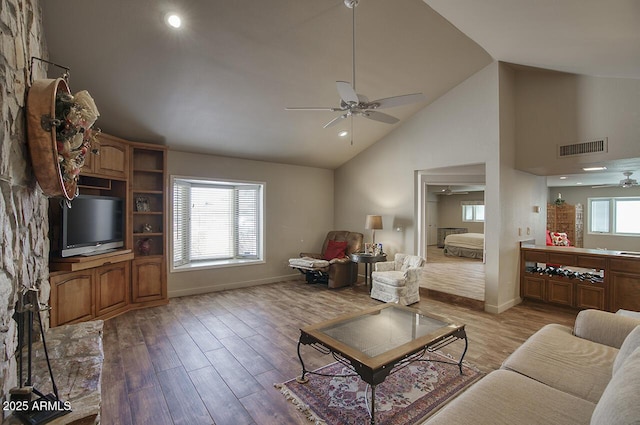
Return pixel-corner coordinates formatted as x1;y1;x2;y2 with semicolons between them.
365;215;383;230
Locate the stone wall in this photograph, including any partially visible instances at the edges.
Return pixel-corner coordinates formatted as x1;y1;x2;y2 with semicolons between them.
0;0;50;405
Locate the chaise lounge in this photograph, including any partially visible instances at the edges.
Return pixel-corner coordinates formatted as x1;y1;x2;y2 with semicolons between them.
293;231;363;289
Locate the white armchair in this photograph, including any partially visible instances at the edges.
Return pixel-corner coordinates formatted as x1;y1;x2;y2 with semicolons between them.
370;253;425;305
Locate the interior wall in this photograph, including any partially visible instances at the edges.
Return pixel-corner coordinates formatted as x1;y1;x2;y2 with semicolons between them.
436;192;485;233
514;68;640;174
547;185;640;251
0;0;50;404
497;63;549;311
334;62;510;311
167;150;334;297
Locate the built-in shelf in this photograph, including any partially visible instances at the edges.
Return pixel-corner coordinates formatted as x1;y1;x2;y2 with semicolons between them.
48;136;168;328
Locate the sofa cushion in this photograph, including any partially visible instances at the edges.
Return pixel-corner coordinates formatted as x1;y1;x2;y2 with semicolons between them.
401;254;423;271
371;270;406;287
591;347;640;425
612;325;640;376
424;370;595;425
501;324;618;403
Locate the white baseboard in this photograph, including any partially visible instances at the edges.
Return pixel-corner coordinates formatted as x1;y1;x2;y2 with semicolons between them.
484;297;522;314
168;273;300;298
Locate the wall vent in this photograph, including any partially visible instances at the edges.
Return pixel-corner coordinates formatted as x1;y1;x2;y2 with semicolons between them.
557;138;607;158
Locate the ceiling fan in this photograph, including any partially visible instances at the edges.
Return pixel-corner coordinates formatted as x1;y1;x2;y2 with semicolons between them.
285;0;427;140
592;171;638;189
437;186;469;196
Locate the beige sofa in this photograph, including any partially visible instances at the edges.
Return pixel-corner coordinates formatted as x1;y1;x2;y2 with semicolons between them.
424;309;640;425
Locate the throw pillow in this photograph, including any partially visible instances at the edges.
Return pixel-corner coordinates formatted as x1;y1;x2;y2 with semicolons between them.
323;240;348;260
545;230;553;246
551;232;570;246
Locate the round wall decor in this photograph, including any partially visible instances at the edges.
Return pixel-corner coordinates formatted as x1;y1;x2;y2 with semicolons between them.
26;78;99;201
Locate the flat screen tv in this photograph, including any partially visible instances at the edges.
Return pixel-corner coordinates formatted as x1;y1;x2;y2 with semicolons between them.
60;195;124;257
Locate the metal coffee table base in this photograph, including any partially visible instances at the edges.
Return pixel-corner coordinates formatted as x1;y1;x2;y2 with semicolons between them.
296;328;468;425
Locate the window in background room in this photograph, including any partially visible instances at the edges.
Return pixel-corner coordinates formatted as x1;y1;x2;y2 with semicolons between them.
588;197;640;236
461;201;485;222
172;177;264;270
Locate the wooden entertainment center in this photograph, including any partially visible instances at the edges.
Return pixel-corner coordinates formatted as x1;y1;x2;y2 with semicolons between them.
520;243;640;312
48;134;168;327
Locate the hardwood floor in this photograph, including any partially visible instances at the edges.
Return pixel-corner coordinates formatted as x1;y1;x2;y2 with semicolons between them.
101;279;577;425
422;245;485;301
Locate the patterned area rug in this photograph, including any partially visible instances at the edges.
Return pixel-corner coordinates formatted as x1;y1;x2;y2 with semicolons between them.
275;352;483;425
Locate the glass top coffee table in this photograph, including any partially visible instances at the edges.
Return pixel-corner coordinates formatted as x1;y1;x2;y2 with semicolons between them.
296;303;467;425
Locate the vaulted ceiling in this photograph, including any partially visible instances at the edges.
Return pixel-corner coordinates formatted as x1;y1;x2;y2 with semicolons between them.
41;0;640;173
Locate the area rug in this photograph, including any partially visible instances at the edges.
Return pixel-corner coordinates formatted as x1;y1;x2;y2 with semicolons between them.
275;352;483;425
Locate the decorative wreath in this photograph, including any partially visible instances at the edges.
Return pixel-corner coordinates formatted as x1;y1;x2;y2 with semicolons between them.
54;90;100;183
27;78;100;201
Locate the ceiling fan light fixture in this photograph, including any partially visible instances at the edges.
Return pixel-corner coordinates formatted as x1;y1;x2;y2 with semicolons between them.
165;13;182;29
344;0;359;9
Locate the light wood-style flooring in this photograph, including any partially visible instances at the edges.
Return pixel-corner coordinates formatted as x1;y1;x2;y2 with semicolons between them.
421;245;485;301
101;279;576;425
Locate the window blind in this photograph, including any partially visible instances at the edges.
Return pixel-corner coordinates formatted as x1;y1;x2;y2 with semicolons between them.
236;186;260;258
172;178;263;268
173;181;190;266
190;186;234;260
589;199;610;233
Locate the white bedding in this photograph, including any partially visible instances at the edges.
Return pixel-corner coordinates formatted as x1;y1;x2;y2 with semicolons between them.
444;232;484;250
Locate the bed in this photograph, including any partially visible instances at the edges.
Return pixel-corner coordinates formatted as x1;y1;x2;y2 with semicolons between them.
443;232;484;259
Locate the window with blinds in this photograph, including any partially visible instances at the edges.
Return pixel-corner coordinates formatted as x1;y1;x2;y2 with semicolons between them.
461;201;485;222
172;177;264;268
589;197;640;236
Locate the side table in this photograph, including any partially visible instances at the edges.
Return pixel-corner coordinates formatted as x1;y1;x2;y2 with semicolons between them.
350;252;387;292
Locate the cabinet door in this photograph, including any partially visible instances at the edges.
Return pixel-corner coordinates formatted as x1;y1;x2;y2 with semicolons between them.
576;284;606;311
547;279;574;306
611;271;640;312
131;257;166;303
50;270;95;327
96;261;130;317
92;134;129;178
522;276;546;301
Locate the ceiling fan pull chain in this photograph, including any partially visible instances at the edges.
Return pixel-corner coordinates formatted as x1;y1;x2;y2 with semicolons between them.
350;115;354;146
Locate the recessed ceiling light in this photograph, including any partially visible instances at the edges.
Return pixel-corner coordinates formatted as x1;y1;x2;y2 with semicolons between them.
338;130;348;137
165;13;182;29
576;182;583;185
559;176;567;180
582;166;607;171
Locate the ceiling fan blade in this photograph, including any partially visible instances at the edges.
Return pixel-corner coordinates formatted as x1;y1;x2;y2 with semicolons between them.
336;81;358;104
323;114;348;129
370;93;427;109
362;110;399;124
285;106;341;111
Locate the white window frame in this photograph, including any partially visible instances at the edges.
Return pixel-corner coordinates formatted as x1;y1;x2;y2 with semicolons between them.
588;196;640;237
171;176;265;272
461;201;485;223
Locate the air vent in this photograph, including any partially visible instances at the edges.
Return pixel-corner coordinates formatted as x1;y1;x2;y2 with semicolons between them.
558;138;607;158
